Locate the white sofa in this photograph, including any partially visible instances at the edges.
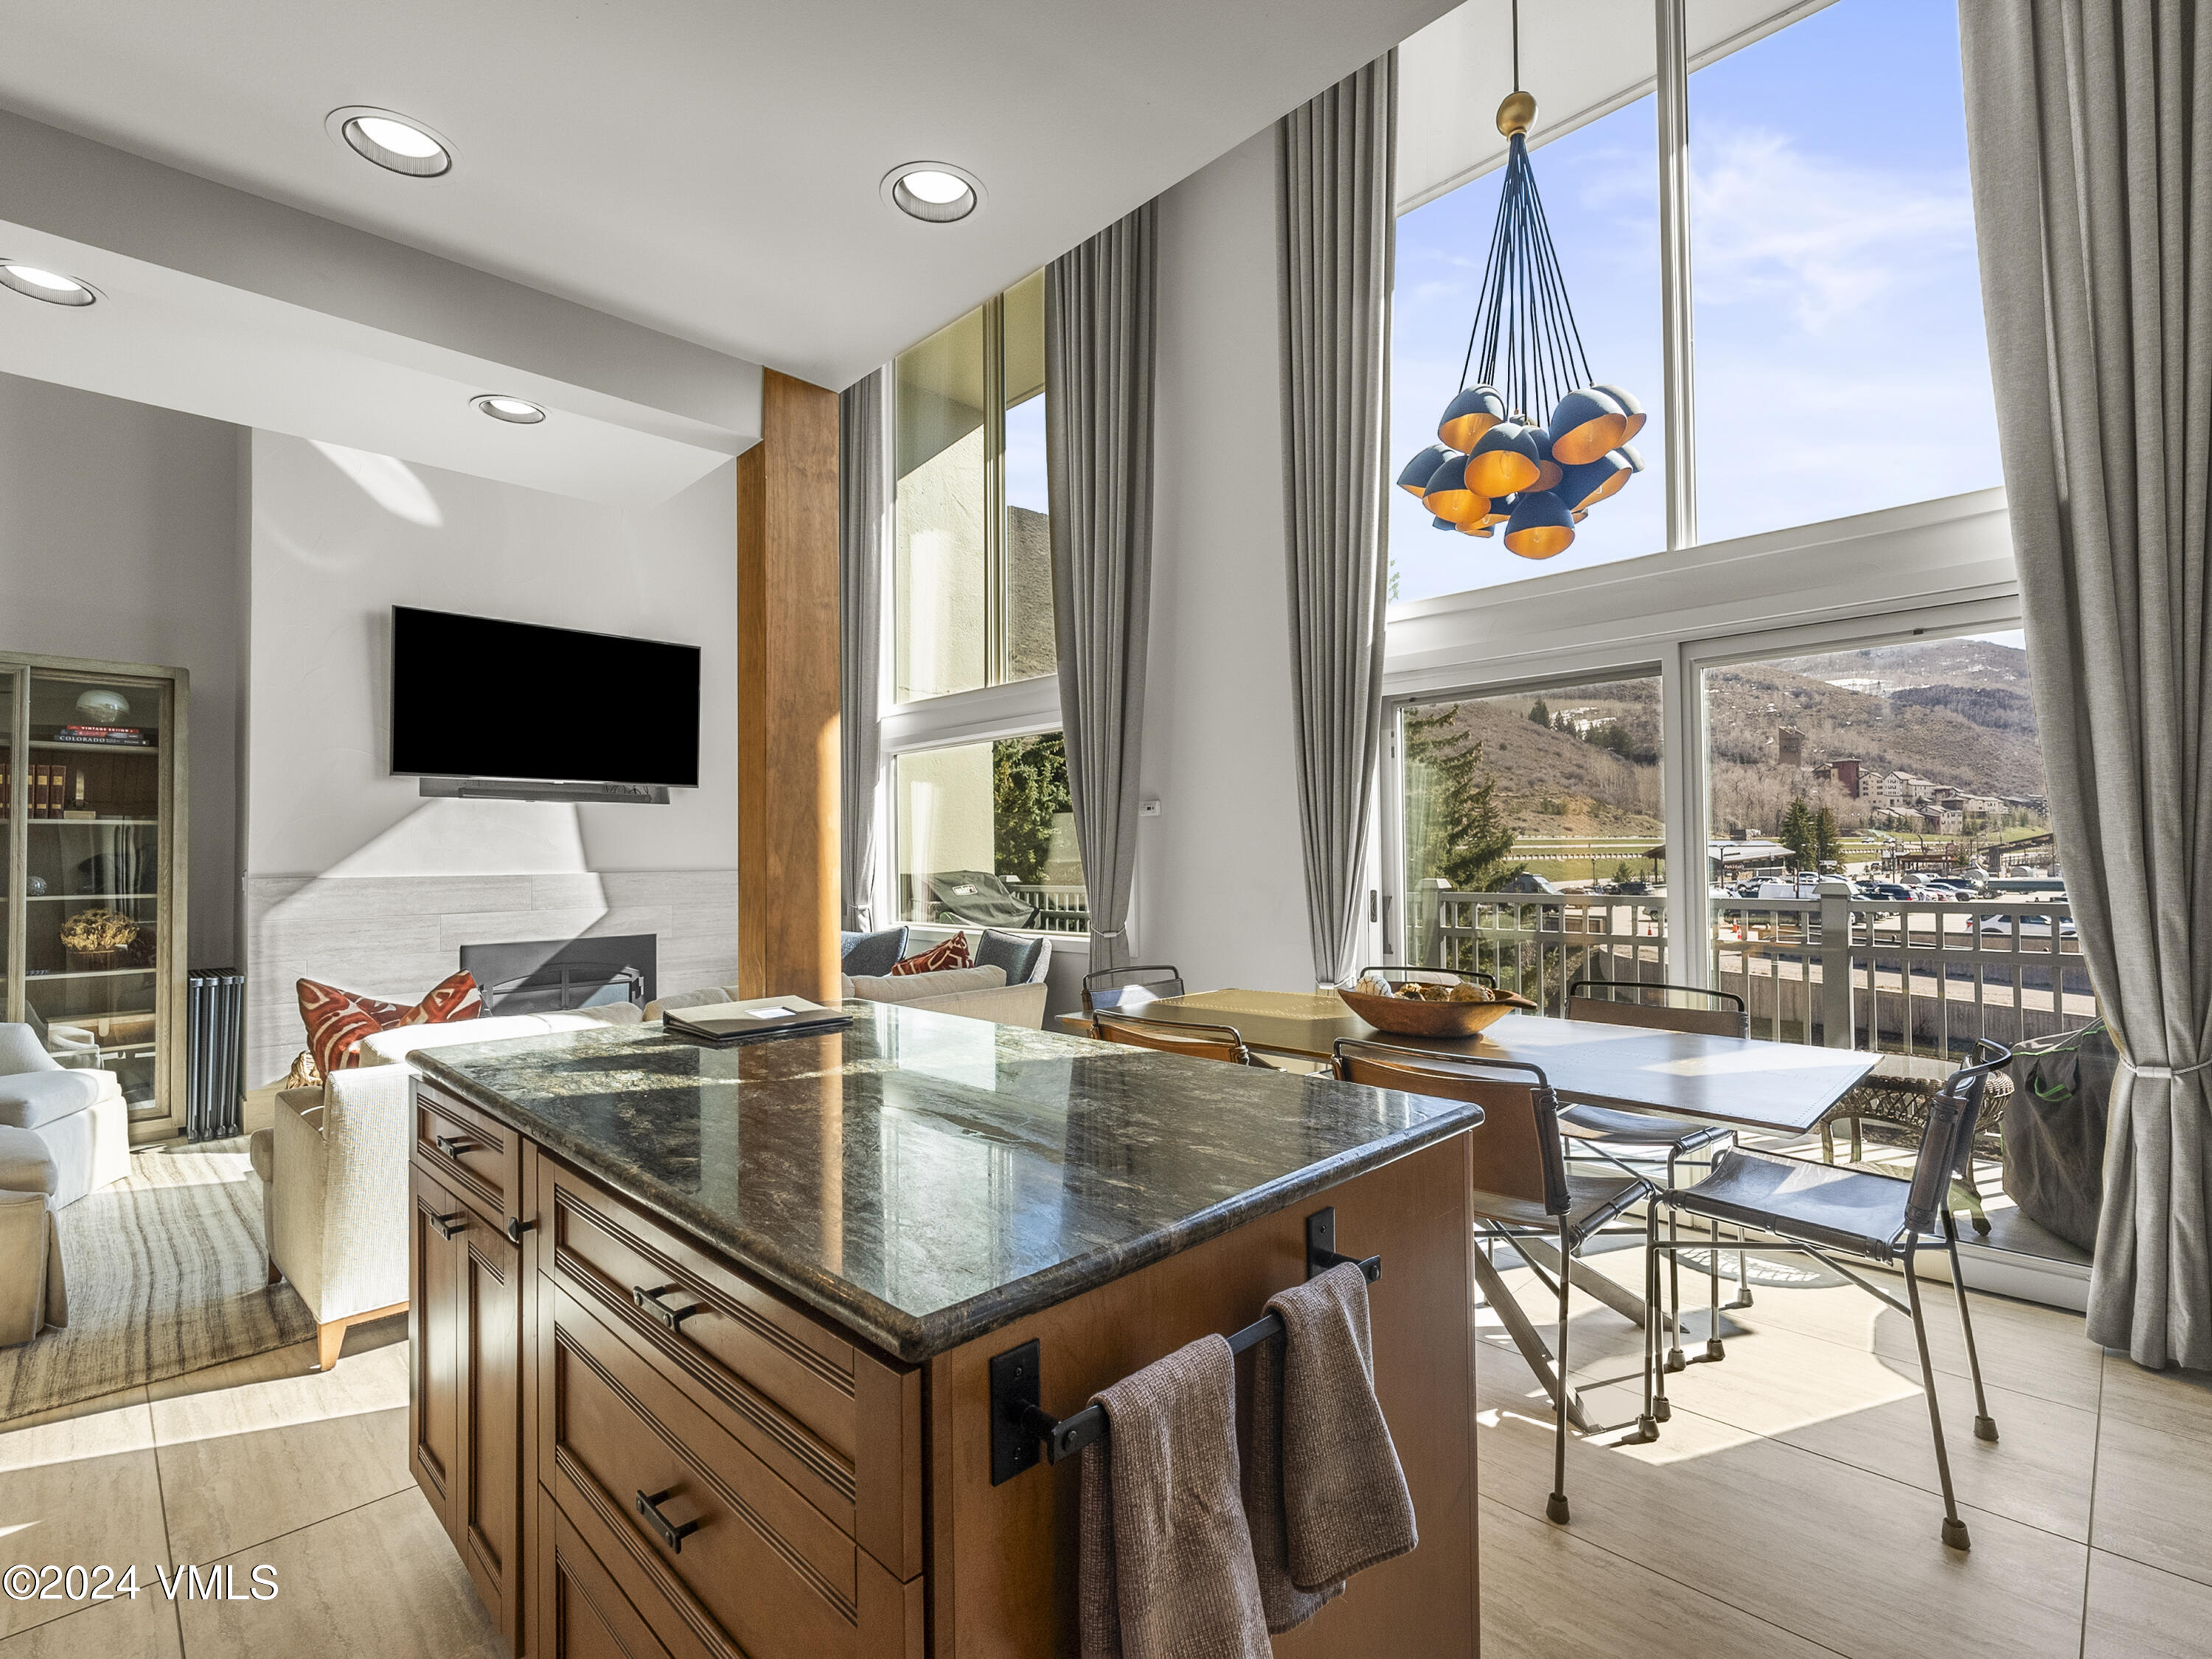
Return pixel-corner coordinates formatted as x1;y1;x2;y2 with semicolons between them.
647;959;1051;1030
248;1004;641;1370
0;1023;131;1208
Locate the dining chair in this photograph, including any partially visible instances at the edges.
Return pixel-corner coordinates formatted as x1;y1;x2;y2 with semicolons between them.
1091;1011;1262;1067
1655;1039;2012;1550
1080;964;1185;1015
1563;978;1751;1374
1333;1039;1660;1525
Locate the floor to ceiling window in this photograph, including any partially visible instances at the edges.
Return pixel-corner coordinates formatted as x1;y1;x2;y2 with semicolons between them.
1687;0;2000;543
1699;626;2085;1055
1399;673;1664;1002
1391;58;1662;601
892;271;1054;703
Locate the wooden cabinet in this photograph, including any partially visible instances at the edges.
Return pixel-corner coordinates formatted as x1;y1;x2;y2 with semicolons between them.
409;1157;525;1654
413;1083;1472;1659
414;1095;923;1659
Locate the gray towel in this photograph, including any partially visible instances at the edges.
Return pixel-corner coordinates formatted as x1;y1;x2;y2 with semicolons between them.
1077;1335;1271;1659
1245;1262;1417;1630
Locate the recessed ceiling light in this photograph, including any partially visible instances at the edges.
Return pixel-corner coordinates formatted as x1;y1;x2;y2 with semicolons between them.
330;107;453;178
473;394;546;425
883;162;981;223
0;262;97;306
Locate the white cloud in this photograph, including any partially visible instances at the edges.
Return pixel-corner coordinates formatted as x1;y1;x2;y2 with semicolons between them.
1690;124;1976;333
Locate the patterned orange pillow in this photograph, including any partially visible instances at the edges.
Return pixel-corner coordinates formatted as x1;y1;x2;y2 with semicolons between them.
888;934;973;976
296;970;482;1079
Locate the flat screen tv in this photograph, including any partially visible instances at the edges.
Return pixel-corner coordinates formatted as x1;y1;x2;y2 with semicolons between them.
390;606;701;788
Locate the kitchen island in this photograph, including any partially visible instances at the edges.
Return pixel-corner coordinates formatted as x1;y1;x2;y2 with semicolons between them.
404;1001;1483;1658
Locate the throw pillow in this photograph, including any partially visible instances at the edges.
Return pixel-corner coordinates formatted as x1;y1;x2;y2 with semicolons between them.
973;928;1046;987
889;934;973;976
296;970;482;1079
839;925;911;978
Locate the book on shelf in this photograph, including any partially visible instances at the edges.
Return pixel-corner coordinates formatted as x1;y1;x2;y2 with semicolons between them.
55;724;147;742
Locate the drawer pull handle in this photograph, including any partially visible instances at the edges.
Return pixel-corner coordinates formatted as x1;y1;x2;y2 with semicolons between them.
635;1488;700;1554
434;1133;474;1160
431;1211;467;1240
632;1284;702;1332
505;1215;535;1245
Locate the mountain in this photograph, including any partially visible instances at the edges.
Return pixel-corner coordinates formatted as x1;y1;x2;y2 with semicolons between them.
1413;637;2046;853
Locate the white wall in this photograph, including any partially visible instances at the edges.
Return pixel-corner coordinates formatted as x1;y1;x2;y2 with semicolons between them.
0;370;245;966
243;430;741;1080
1135;132;1318;990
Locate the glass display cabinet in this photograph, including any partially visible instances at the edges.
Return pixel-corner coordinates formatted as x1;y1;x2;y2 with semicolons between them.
1;652;187;1138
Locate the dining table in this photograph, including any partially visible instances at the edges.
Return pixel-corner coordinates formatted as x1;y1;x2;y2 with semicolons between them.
1062;986;1883;1430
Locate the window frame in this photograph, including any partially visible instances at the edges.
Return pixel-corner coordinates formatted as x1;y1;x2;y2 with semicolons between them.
889;279;1050;709
1378;486;2024;979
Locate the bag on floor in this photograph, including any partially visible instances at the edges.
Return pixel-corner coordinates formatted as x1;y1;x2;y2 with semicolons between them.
2002;1018;2113;1253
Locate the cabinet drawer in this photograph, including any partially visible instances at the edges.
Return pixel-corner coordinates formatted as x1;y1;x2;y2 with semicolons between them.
415;1080;521;1228
536;1486;675;1659
536;1155;920;1579
543;1282;922;1659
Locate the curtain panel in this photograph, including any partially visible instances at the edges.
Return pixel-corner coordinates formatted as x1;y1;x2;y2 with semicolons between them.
1278;51;1397;987
838;369;887;933
1960;0;2212;1368
1048;202;1160;975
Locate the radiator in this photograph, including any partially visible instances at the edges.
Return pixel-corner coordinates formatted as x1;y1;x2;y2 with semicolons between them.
186;968;247;1141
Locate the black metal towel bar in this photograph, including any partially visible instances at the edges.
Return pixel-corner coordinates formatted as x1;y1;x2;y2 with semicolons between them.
987;1206;1382;1484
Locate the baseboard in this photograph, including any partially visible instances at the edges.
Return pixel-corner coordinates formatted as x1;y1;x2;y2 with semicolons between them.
1953;1239;2089;1313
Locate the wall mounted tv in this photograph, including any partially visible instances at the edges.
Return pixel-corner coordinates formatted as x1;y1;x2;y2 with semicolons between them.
390;606;700;795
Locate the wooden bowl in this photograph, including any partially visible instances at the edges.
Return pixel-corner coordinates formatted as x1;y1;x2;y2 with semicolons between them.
1337;984;1537;1040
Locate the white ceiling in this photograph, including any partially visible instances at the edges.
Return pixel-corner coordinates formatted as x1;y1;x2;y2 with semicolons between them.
0;0;1459;392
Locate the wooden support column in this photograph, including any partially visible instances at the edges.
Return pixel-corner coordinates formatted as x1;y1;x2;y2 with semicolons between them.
737;369;841;1002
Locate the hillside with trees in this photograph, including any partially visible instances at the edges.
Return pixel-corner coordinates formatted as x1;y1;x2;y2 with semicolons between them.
1403;640;2048;888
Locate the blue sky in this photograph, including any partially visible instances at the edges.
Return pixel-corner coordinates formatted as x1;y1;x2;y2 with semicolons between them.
1388;0;2000;603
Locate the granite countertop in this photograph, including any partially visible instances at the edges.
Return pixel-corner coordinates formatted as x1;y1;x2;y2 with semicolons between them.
412;1001;1481;1364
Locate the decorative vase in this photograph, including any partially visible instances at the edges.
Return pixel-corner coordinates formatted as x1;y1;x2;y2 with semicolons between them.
67;948;121;973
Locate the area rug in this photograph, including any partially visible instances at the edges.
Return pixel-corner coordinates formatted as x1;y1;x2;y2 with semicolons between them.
0;1136;314;1421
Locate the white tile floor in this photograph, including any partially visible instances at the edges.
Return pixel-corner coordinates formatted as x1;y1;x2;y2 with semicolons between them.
2;1237;2205;1658
1475;1234;2212;1659
0;1315;501;1659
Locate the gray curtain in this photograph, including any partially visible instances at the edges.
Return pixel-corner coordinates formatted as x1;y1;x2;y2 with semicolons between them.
1279;52;1397;987
1961;1;2212;1370
838;369;887;932
1048;203;1158;975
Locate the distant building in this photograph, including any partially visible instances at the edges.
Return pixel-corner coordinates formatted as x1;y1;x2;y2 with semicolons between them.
1812;757;1863;798
1868;770;1938;807
1777;726;1804;766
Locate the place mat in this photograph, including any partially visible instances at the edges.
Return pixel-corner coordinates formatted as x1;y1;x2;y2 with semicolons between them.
1159;989;1354;1024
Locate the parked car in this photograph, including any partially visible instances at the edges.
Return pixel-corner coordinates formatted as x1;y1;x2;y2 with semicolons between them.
1610;879;1654;896
1862;882;1915;902
1497;871;1563;894
1979;913;2079;939
1750;877;1819;900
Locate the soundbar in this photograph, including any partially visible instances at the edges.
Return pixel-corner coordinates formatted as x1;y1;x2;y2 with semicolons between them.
417;776;670;805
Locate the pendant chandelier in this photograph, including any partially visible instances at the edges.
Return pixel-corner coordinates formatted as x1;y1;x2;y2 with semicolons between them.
1398;11;1644;560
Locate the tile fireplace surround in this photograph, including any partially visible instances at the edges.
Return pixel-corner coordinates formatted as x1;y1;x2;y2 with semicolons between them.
241;869;737;1088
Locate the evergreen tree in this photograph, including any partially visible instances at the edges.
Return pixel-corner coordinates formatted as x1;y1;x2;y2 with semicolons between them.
992;733;1070;886
1778;797;1815;870
1528;698;1551;728
1405;708;1522;891
1814;805;1841;872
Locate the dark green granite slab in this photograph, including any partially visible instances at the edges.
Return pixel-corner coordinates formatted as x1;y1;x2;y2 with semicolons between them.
413;1001;1481;1363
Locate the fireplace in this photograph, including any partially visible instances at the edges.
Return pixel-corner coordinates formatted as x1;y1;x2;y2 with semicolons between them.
459;934;658;1015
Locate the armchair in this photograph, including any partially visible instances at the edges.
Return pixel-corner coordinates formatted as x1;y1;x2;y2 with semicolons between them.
251;1006;642;1369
